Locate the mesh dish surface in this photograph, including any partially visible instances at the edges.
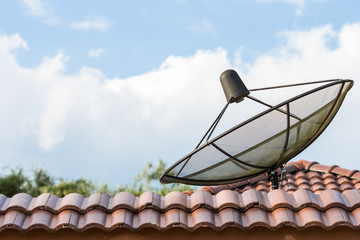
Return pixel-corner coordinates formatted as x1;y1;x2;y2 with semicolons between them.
160;80;353;186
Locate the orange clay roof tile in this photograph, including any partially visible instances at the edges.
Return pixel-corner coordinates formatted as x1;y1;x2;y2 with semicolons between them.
0;160;360;232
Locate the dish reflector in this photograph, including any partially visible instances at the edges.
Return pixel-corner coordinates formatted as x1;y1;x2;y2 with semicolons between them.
160;78;353;186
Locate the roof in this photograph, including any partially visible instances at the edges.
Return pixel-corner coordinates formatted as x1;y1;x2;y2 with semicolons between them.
0;160;360;232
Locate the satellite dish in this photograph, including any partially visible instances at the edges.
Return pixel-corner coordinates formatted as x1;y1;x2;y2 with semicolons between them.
160;69;354;187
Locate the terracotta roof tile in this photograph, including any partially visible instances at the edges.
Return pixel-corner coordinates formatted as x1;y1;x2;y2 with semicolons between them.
138;191;161;211
215;190;239;210
267;189;292;209
111;192;136;211
165;191;187;210
245;208;269;228
0;160;360;232
298;207;323;227
272;208;297;227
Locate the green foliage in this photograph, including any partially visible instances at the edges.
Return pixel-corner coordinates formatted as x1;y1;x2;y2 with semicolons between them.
117;159;195;196
96;183;117;196
0;159;195;197
41;178;96;197
23;168;54;196
0;168;28;197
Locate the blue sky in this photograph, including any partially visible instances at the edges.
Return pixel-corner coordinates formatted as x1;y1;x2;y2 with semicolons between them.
0;0;359;187
2;0;359;77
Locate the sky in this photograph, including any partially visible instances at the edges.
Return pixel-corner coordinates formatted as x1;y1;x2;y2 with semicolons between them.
0;0;359;187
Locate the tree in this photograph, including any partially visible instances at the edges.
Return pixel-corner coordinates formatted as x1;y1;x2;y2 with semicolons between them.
41;178;96;197
0;159;195;197
0;167;28;197
0;167;96;197
23;168;54;196
117;159;195;195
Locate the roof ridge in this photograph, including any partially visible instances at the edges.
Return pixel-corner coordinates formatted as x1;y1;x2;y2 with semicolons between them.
198;160;360;195
307;162;360;179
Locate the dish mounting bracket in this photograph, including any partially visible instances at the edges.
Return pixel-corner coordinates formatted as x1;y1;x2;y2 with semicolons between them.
269;165;289;190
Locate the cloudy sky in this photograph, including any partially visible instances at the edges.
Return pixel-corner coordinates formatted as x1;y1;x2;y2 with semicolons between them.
0;0;359;187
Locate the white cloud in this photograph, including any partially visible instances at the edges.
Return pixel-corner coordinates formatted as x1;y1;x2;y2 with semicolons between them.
21;0;62;25
69;17;112;32
189;18;216;35
22;0;47;17
0;22;359;184
88;48;105;58
295;8;303;16
0;33;28;51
